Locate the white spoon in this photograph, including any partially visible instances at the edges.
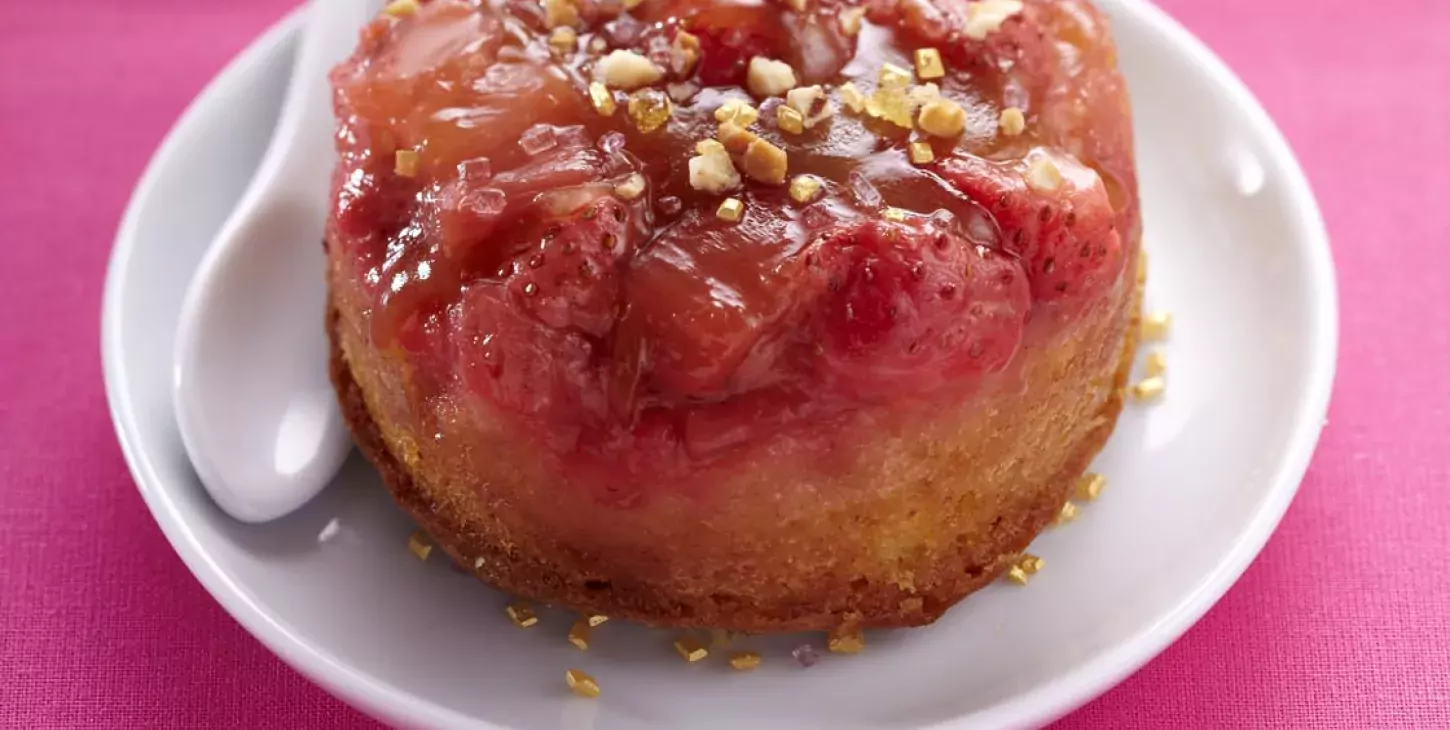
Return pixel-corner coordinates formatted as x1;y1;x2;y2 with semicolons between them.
173;0;375;522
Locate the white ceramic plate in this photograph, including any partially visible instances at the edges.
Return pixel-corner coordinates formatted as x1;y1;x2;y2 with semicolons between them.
102;1;1336;727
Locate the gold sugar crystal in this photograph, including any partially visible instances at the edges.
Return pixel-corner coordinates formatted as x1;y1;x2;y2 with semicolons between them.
1075;473;1106;501
407;529;432;560
1141;310;1172;341
827;626;865;654
839;82;867;114
1131;376;1166;402
716;197;746;223
1055;500;1078;525
714;98;759;126
394;149;420;178
589;82;617;116
909;141;935;164
586;614;609;627
729;651;762;670
777;104;806;135
674;636;709;662
506;602;539;628
914;48;946;80
789;175;823;203
565;669;601;698
628;89;673;133
568;618;592;650
1145;350;1167;377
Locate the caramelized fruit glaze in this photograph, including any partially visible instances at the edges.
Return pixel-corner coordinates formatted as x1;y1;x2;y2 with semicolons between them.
327;0;1138;480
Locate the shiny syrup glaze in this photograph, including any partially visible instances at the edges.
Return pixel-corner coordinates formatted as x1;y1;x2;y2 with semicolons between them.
327;0;1137;476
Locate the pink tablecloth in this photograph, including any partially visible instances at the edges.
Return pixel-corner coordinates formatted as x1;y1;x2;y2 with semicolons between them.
2;0;1447;726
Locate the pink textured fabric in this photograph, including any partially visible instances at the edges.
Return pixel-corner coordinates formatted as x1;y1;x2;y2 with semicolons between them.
2;0;1447;727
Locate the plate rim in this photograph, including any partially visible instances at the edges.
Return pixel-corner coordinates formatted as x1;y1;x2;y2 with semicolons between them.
100;2;1338;728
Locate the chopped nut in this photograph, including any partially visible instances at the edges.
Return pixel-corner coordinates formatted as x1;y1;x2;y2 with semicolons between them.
839;82;867;114
882;207;908;222
1018;553;1044;574
1141;310;1172;340
382;0;419;17
1145;350;1167;377
614;173;646;200
394;149;420;178
1131;376;1166;401
588;82;617;116
596;50;663;90
565;669;600;698
742;138;788;184
506;602;539;628
673;636;709;662
407;529;432;560
909;141;935;164
964;0;1025;41
729;651;762;670
999;106;1026;136
716;197;746;223
628;88;672;133
1055;500;1078;525
586;614;609;627
717;121;759;154
777;104;806;134
1075;473;1106;501
908;82;942;107
785;85;833;128
918;98;967;137
746;56;797;97
789;175;823;203
568;618;592;650
865;88;914;128
1024;153;1064;193
548;26;577;55
786;0;808;10
543;0;581;28
714;98;759;126
840;6;867;36
622;0;643;8
1005;566;1030;585
879;63;914;90
914;48;946;80
689;140;741;193
827;625;865;654
670;30;701;75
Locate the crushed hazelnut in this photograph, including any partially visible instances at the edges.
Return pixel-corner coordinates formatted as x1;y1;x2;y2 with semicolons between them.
964;0;1025;41
788;85;834;128
506;602;539;628
909;141;935;164
1075;473;1106;501
714;98;760;126
1131;376;1166;402
999;106;1026;136
394;149;420;178
729;651;762;671
865;87;915;128
1145;350;1167;377
1024;153;1064;193
908;82;942;107
623;0;643;8
777;104;806;134
588;82;617;116
1055;500;1078;525
839;82;867;113
548;26;577;55
382;0;419;17
586;614;610;627
914;48;946;80
883;207;908;222
717;121;759;154
673;636;709;662
789;175;823;203
568;618;592;650
407;529;432;560
918;98;967;137
746;56;797;97
614;173;646;200
628;88;672;133
689;140;742;192
670;31;701;75
1018;553;1045;574
1005;566;1030;585
716;197;746;223
543;0;581;28
565;669;601;698
827;625;866;654
743;138;788;184
1141;310;1172;340
840;6;867;36
596;50;663;90
879;63;914;90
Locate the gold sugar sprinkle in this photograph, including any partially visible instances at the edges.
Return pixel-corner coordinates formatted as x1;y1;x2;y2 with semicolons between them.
1005;565;1030;585
628;89;673;133
999;106;1026;136
777;104;806;135
883;207;908;222
717;197;746;223
827;626;865;654
568;618;592;650
1076;473;1106;501
839;82;867;114
909;141;935;165
1145;350;1167;378
586;614;609;627
914;48;946;80
1141;310;1172;341
548;26;577;55
789;175;823;204
714;98;759;126
506;602;539;628
565;669;601;698
879;63;914;90
382;0;419;17
674;636;709;662
588;82;617;116
729;651;762;670
394;149;420;178
1131;376;1166;402
407;529;432;560
622;0;643;9
1019;554;1045;574
786;0;808;11
840;6;867;35
1137;251;1149;285
1055;500;1078;525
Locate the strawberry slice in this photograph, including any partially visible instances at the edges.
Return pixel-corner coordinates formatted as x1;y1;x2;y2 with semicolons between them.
504;195;637;338
799;217;1029;400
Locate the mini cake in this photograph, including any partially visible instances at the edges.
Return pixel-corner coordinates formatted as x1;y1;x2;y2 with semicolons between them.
326;0;1141;631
